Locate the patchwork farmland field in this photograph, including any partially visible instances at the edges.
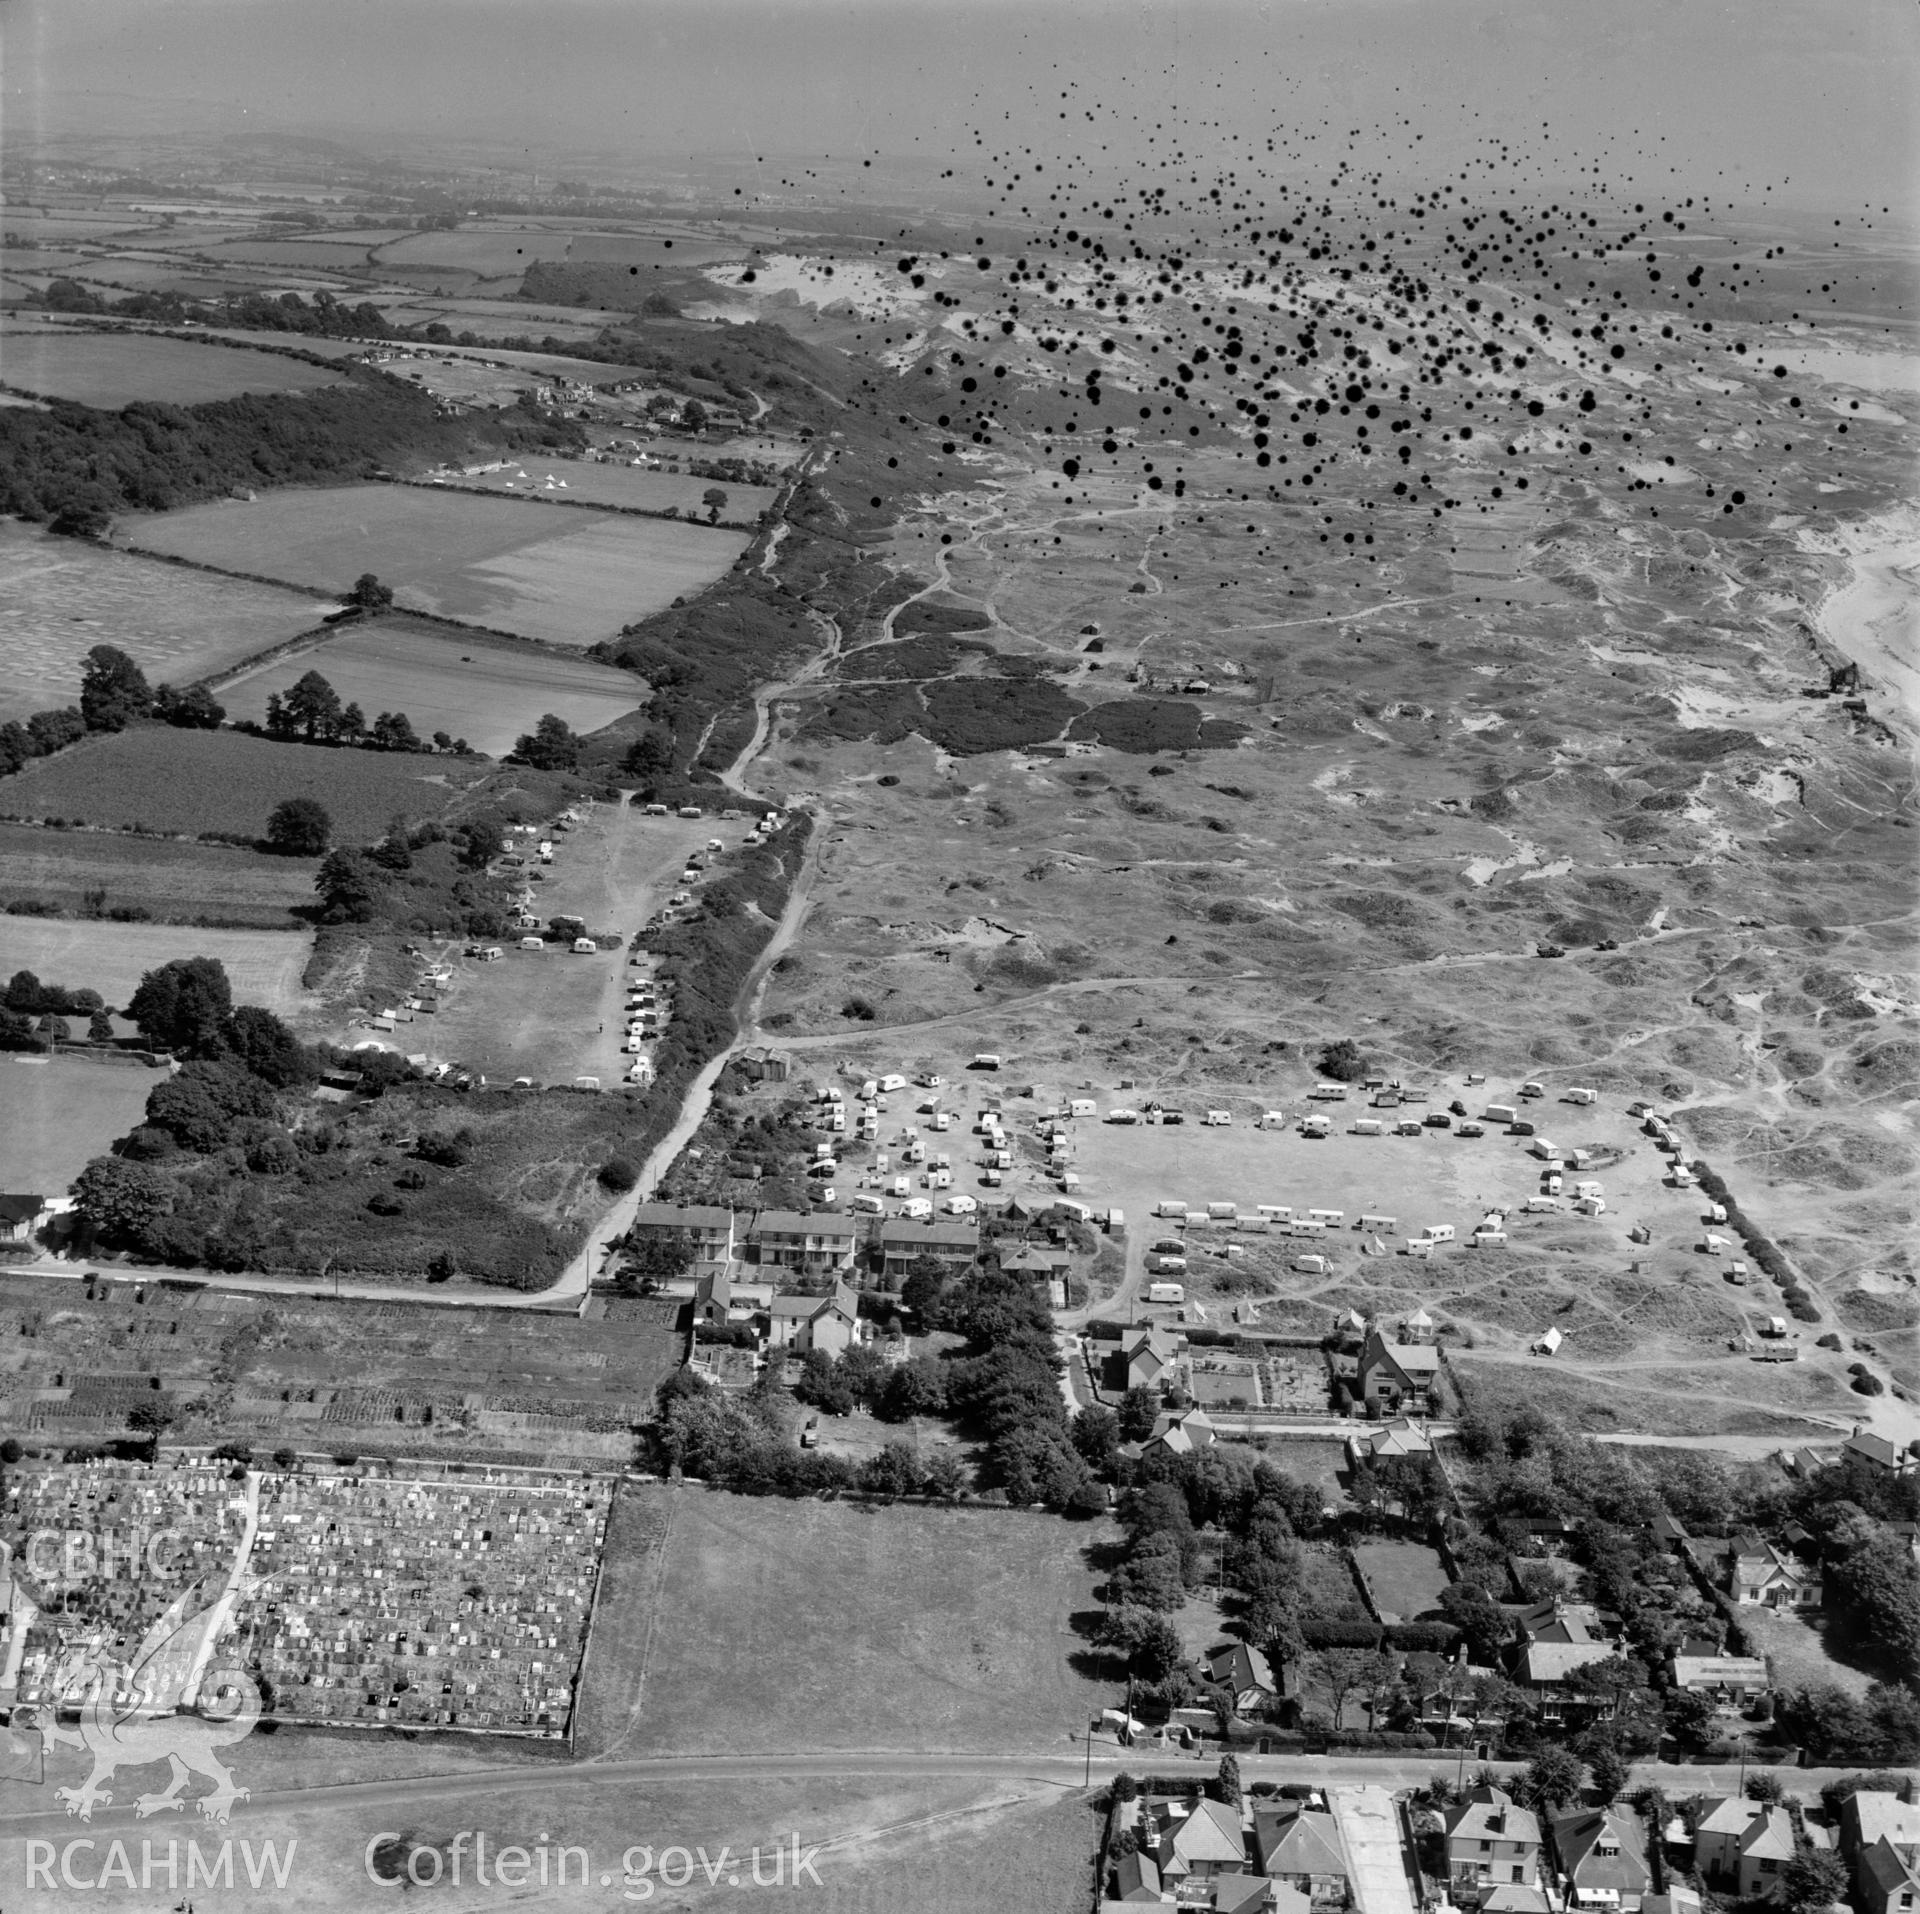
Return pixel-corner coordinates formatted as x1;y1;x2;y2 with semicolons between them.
0;518;329;722
125;484;753;645
434;459;780;523
0;726;493;843
215;617;646;758
592;1485;1109;1757
0;324;349;406
0;1055;162;1193
0;821;311;925
0;916;315;1015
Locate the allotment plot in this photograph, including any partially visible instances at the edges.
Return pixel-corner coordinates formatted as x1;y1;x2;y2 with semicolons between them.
216;618;646;758
125;484;752;646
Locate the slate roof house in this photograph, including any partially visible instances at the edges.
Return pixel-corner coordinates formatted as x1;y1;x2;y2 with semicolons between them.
1729;1532;1822;1609
1252;1803;1350;1906
1549;1806;1651;1912
1356;1330;1442;1413
1694;1799;1795;1901
1841;1793;1920;1914
1202;1641;1279;1715
1444;1787;1543;1898
766;1280;865;1357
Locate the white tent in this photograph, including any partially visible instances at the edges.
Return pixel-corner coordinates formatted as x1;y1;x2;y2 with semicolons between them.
1533;1326;1565;1356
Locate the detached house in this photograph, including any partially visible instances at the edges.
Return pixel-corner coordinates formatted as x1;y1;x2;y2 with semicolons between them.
1668;1652;1769;1704
1549;1807;1651;1913
1729;1533;1822;1610
1120;1324;1182;1392
1145;1407;1217;1458
1694;1799;1794;1901
1841;1793;1920;1914
1252;1803;1350;1906
1356;1330;1442;1414
1138;1795;1249;1887
1444;1787;1543;1899
1843;1425;1916;1475
766;1280;865;1357
1203;1642;1279;1715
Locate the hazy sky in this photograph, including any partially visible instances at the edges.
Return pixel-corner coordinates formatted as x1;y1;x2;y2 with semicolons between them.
5;0;1915;216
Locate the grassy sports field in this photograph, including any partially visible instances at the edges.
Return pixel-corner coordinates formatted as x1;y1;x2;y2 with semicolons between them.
0;1055;162;1192
125;484;753;646
0;726;493;844
0;324;349;407
0;822;312;926
0;916;315;1014
585;1483;1110;1758
215;617;645;758
0;519;329;723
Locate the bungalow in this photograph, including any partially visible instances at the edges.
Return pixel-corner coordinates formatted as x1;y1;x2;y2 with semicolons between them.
1694;1799;1794;1901
1550;1806;1651;1913
745;1209;858;1275
879;1217;978;1281
1146;1407;1217;1457
0;1194;50;1244
1203;1641;1279;1714
1519;1638;1616;1716
627;1201;736;1276
1002;1243;1072;1280
1348;1418;1433;1467
1667;1653;1770;1703
1729;1533;1822;1610
1356;1330;1442;1414
766;1279;865;1357
1108;1847;1165;1902
1444;1787;1543;1897
1252;1803;1350;1906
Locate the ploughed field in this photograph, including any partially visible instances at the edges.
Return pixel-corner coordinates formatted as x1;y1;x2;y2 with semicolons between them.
214;615;646;759
0;321;350;406
0;518;329;723
123;483;753;646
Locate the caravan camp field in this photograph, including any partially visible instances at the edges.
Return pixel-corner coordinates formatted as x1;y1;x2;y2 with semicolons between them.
0;519;326;722
0;726;493;842
215;617;646;758
435;459;780;523
0;323;350;407
126;484;753;645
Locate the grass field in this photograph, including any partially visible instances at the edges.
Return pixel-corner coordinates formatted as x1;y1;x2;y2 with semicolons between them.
0;1055;161;1191
0;821;311;925
0;726;493;844
438;459;780;524
215;617;646;758
125;484;753;646
0;519;331;723
0;916;315;1014
0;324;349;407
589;1483;1110;1758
